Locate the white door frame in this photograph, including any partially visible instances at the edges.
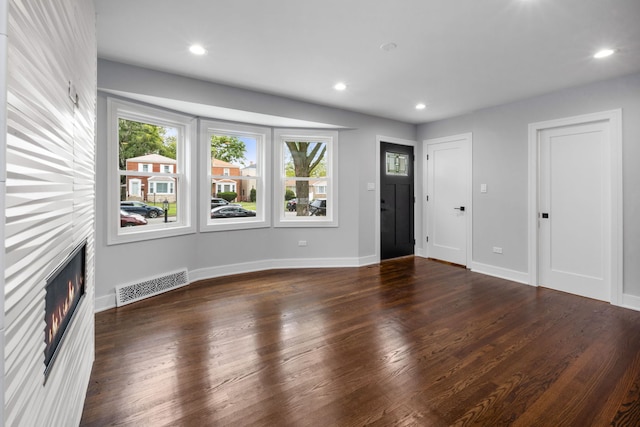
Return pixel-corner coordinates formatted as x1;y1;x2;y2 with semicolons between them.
375;135;417;262
423;133;473;266
527;109;623;304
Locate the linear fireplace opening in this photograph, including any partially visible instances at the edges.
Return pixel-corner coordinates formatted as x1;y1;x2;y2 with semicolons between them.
44;241;86;380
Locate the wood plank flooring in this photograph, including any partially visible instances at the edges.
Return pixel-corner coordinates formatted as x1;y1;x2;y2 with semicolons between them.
80;257;640;426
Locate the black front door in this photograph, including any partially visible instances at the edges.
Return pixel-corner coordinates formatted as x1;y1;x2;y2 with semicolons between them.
380;142;414;260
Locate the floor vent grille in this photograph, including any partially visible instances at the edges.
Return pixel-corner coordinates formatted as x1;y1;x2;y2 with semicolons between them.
115;270;189;307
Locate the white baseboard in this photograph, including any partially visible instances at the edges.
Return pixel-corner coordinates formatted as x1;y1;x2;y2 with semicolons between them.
95;293;116;313
189;259;278;283
189;256;370;284
356;254;379;266
414;255;529;285
621;293;640;312
469;261;530;285
96;255;378;313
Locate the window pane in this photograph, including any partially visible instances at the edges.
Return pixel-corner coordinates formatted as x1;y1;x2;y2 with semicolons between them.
283;180;311;216
119;118;178;173
209;178;258;221
283;141;327;178
210;205;257;220
120;177;180;227
210;177;238;201
386;152;409;176
207;131;263;225
210;134;257;173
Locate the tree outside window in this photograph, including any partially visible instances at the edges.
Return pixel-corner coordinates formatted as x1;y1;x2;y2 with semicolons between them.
284;141;326;216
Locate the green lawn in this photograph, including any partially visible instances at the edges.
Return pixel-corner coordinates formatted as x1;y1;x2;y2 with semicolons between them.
237;201;257;211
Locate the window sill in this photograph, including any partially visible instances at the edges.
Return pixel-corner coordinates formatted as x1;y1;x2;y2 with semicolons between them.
199;217;271;233
274;217;338;228
107;222;196;245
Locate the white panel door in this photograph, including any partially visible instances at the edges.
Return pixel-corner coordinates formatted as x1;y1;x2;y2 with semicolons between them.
538;121;611;301
426;136;470;265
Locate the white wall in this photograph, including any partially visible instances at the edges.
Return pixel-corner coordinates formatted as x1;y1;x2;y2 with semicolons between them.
0;0;7;424
4;0;96;425
95;60;416;309
417;72;640;300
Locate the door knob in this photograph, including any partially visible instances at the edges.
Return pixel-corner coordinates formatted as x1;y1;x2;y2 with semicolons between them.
454;206;465;212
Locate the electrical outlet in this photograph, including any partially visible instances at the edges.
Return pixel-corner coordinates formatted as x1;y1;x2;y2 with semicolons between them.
298;240;307;247
493;246;503;254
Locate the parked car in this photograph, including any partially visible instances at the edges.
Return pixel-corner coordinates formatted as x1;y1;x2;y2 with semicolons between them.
211;197;230;208
211;205;256;219
120;210;148;227
286;198;297;211
120;201;164;218
309;199;326;216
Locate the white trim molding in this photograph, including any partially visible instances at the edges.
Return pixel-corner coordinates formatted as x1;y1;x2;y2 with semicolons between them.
527;109;623;305
469;261;530;285
621;293;640;312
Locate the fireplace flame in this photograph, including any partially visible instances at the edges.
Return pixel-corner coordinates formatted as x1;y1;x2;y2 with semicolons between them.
47;279;78;347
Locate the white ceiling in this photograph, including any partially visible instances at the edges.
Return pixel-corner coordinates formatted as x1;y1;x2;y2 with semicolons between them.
94;0;640;124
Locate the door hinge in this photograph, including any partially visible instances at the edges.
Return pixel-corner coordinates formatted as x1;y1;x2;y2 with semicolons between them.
413;239;416;245
413;196;416;203
426;236;429;242
426;195;429;201
426;154;429;160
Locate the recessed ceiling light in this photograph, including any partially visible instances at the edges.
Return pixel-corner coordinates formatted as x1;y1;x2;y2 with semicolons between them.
593;48;615;59
334;82;347;91
189;44;207;55
415;103;426;110
380;42;397;52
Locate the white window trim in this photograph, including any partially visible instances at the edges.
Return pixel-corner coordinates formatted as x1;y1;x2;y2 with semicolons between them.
107;98;196;245
199;120;271;232
274;129;338;228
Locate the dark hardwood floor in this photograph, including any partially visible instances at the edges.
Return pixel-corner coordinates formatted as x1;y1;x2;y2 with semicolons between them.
81;257;640;426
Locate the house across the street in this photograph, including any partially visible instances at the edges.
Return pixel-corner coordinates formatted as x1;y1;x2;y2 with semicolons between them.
125;153;177;203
